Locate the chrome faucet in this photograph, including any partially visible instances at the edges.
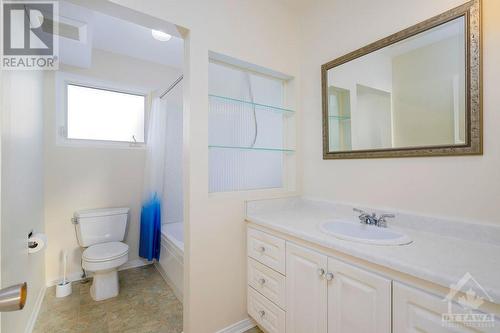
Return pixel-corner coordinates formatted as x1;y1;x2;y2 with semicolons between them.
353;208;395;227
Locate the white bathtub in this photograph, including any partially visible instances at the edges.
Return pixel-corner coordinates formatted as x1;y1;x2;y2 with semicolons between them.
157;222;184;302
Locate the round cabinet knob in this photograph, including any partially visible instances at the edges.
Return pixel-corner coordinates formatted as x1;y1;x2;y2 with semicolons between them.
258;278;266;285
259;310;266;318
317;268;325;277
326;272;334;281
258;246;266;253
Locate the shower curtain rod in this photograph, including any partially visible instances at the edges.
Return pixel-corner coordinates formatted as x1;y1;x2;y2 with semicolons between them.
160;75;183;99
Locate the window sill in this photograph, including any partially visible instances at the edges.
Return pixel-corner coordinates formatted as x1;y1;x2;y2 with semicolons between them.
56;137;146;150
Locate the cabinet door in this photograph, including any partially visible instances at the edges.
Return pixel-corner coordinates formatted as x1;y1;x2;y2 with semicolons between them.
286;242;328;333
327;257;391;333
393;282;498;333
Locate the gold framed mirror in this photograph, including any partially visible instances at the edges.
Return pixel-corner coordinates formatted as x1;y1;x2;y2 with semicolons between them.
321;0;481;159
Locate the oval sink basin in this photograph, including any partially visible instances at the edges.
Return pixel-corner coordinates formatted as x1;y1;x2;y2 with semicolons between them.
319;220;412;246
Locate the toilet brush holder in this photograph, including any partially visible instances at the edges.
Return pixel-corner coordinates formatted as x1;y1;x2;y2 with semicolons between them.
56;250;71;298
56;281;72;298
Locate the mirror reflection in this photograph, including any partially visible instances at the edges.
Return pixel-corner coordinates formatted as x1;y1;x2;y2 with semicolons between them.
327;17;466;152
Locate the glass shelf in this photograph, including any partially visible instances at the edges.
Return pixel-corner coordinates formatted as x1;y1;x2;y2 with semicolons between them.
209;145;295;153
209;94;295;114
328;115;351;120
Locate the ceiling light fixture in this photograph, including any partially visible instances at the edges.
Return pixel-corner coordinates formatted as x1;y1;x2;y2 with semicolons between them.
151;29;172;42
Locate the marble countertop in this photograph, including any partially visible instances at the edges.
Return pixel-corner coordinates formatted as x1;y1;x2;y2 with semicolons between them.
246;197;500;303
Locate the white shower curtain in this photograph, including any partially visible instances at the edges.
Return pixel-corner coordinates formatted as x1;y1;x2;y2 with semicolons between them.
143;96;168;203
139;96;168;261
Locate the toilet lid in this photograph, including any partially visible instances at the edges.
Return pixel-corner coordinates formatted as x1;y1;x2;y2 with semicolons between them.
83;242;129;262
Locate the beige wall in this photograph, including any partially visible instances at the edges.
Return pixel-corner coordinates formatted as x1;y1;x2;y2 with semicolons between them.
102;1;302;332
44;49;181;284
1;71;46;333
392;36;465;147
300;0;500;224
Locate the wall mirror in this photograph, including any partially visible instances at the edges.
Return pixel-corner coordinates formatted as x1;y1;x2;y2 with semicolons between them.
321;0;481;159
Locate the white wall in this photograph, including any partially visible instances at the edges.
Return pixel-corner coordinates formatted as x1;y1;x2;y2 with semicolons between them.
392;35;465;147
328;52;393;149
164;81;184;224
100;1;302;332
356;85;392;149
300;0;500;224
1;71;46;333
43;49;182;284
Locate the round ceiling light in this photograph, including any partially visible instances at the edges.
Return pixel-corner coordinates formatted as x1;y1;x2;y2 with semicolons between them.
151;29;172;42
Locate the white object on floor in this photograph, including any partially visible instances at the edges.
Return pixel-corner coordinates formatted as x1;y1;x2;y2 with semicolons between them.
74;207;129;301
56;281;72;298
56;251;72;298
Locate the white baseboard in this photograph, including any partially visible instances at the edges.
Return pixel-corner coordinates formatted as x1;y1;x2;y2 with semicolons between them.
46;258;152;287
154;262;183;304
215;318;257;333
25;285;46;333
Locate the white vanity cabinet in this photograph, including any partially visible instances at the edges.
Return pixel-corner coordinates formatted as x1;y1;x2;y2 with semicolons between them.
285;243;391;333
286;243;328;333
247;227;391;333
393;282;498;333
246;226;499;333
327;257;391;333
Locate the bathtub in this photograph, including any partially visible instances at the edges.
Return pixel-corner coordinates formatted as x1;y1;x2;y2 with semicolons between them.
157;222;184;302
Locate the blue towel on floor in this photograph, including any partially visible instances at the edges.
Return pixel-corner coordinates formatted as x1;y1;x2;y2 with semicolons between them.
139;195;161;261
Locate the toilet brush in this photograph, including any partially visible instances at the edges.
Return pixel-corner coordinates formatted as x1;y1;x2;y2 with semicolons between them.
56;251;72;298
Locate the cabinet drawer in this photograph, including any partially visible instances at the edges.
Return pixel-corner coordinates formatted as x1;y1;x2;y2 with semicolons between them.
248;228;285;274
248;286;286;333
248;257;286;309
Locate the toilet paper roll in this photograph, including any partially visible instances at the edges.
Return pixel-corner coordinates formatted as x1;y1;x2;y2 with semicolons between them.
28;233;47;254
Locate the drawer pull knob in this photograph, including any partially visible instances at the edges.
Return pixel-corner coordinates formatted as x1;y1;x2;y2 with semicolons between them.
326;272;334;281
317;268;325;277
259;310;266;318
258;278;266;285
258;246;266;253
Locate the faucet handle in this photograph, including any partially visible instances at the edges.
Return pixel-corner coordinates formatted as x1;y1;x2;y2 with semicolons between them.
352;208;372;224
377;213;395;227
353;208;365;215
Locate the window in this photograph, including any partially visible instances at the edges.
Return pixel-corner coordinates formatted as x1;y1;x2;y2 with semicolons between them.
208;60;296;193
66;84;146;143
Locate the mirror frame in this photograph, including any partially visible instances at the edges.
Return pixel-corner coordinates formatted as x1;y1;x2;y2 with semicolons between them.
321;0;481;159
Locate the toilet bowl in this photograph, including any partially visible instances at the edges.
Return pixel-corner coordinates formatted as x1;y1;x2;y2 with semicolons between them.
74;207;130;301
82;242;129;301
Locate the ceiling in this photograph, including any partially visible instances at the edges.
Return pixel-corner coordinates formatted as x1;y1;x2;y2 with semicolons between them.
57;1;183;69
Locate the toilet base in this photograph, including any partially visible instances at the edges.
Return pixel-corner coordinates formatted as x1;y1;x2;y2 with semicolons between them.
90;269;119;301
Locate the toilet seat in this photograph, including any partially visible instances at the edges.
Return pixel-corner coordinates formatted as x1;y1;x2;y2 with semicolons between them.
81;242;129;301
83;242;129;262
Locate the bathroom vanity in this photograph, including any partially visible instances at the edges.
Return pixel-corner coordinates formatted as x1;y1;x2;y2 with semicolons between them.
246;198;500;333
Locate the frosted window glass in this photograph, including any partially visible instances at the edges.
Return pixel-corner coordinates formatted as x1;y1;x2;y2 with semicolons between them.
67;84;145;143
208;62;286;192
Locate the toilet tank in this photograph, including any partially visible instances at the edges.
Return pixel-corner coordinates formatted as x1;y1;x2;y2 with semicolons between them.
74;207;129;247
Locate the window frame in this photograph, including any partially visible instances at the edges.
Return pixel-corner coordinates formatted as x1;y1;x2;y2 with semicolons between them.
55;71;149;149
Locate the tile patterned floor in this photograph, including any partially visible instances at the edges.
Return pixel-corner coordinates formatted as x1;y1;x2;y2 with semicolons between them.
34;264;263;333
34;265;183;333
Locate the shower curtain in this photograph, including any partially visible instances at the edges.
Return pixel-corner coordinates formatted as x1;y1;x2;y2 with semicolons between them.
139;96;167;261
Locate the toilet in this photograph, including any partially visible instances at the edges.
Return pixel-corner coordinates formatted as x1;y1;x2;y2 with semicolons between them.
74;207;130;301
